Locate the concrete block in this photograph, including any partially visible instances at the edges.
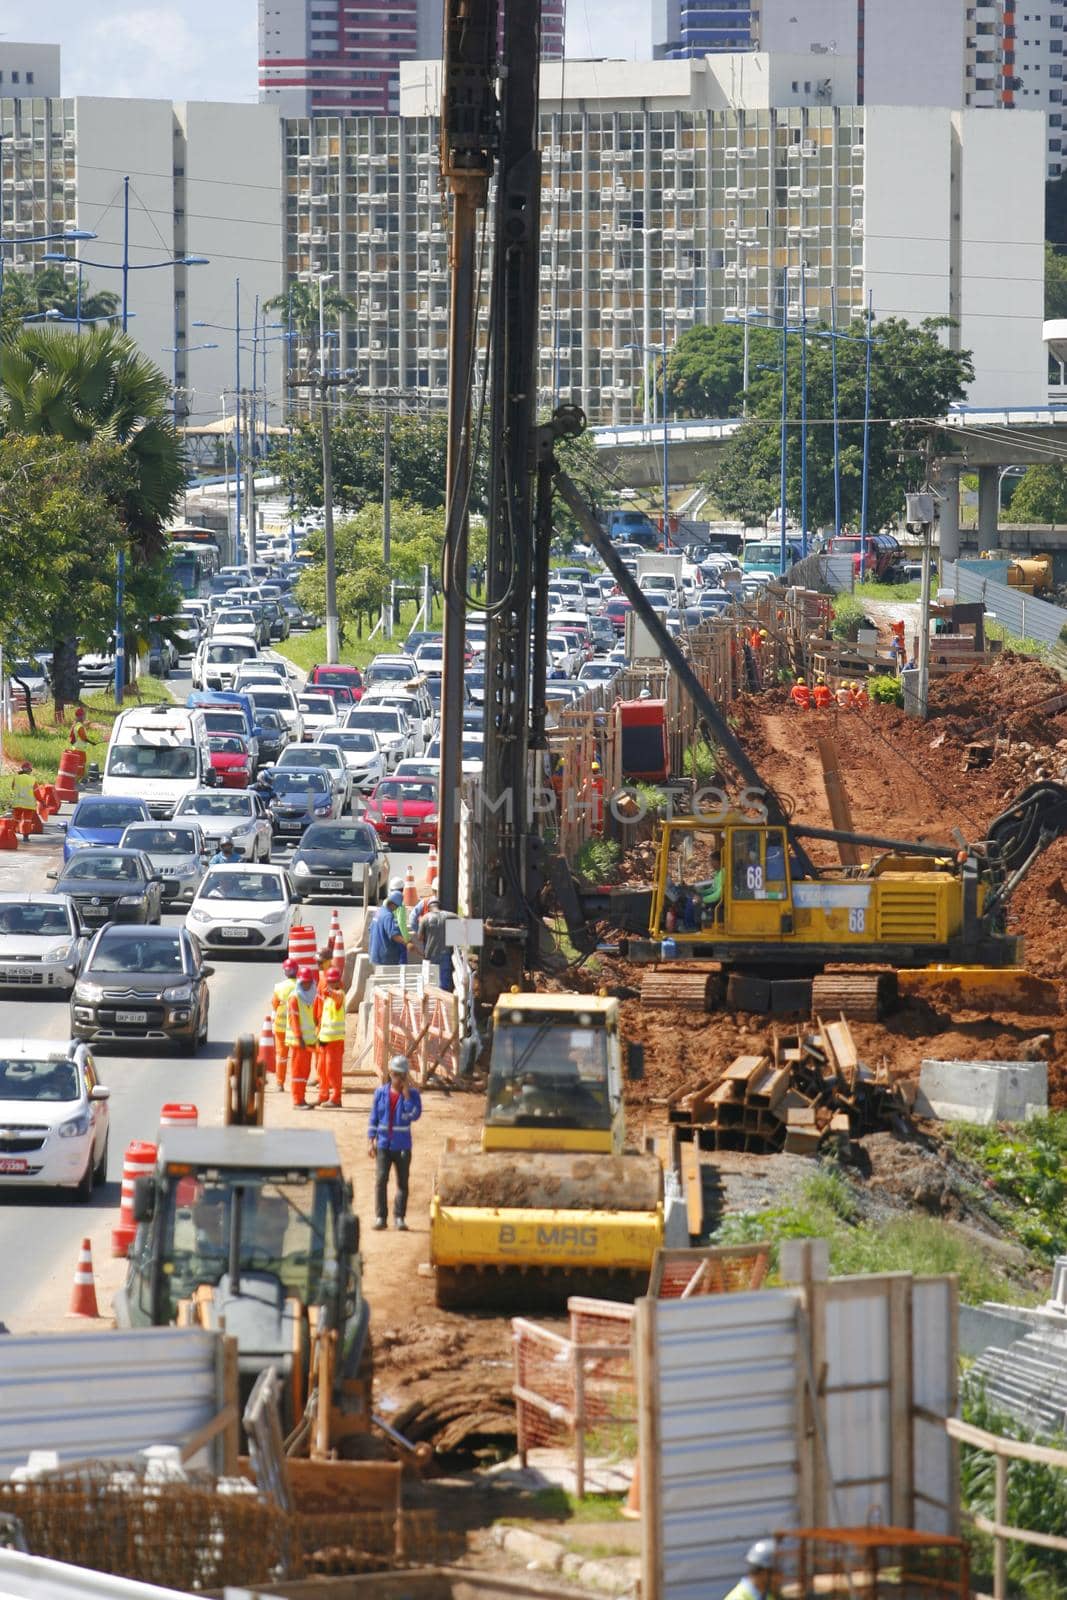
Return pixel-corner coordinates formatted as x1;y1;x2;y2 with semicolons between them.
345;953;371;1014
959;1303;1040;1359
577;1556;640;1595
500;1526;564;1572
915;1058;1047;1125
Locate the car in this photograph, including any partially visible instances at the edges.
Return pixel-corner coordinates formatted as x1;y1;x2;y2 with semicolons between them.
207;733;254;789
401;631;437;658
192;636;260;691
316;728;386;794
211;607;269;647
391;758;439;780
296;692;340;741
49;849;164;930
119;822;209;907
248;685;305;741
465;669;486;705
6;657;51;708
274;742;352;811
258;599;290;641
62;796;153;864
413;641;445;675
173;790;273;862
604;597;633;635
0;1040;110;1198
186;864;298;956
0;894;87;995
587;615;616;652
267;768;340;836
425;732;483;777
78;650;117;690
364;776;439;849
70;924;212;1054
280;595;315;631
362;654;419;690
344;706;413;767
254;707;291;765
289;820;389;902
200;707;259;768
310;682;357;717
578;661;621;685
308;663;363;701
360;682;434;755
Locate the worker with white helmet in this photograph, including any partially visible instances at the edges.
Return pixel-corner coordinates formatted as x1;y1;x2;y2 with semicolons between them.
722;1540;778;1600
367;1053;422;1231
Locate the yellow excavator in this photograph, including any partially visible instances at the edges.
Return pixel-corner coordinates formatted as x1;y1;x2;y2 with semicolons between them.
430;993;662;1309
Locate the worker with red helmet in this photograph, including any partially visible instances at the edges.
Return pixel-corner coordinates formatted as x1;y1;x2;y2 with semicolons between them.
285;964;321;1109
68;707;90;747
316;966;347;1108
271;958;299;1089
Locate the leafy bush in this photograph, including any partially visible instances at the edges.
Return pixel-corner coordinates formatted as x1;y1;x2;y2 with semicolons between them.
683;739;719;783
961;1387;1067;1600
868;673;904;707
633;782;669;817
829;595;869;641
574;837;621;882
953;1115;1067;1261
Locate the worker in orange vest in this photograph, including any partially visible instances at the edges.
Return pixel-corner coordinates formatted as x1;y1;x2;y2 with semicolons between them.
849;679;870;710
68;707;91;747
811;677;833;710
316;966;347;1108
587;759;604;834
789;679;811;710
271;958;298;1089
285;965;321;1109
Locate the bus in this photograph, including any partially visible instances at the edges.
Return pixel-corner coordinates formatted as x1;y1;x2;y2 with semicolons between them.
169;546;210;599
168;527;223;574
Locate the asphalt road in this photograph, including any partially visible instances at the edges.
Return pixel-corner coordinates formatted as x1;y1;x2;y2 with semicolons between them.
0;663;424;1333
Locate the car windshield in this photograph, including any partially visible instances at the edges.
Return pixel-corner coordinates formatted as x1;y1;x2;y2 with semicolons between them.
250;691;295;711
207;645;254;663
89;933;186;974
375;781;437;803
63;854;141;882
123;827;199;855
314;668;360;686
105;744;198;779
204;713;248;735
180;794;252;817
217;611;255;624
301;823;376;850
72;803;145;829
367;662;412;681
487;1022;612;1130
349;711;401;731
321;732;376;752
209;736;249;756
279;748;335;768
271;770;329;795
0;1058;79;1102
199;870;284;901
298;697;335;714
0;904;71;936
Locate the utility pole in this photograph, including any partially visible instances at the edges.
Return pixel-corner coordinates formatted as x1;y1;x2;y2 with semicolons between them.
382;403;392;639
437;0;497;917
290;371;347;663
778;266;789;578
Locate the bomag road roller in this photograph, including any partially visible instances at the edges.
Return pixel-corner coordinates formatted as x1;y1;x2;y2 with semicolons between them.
430;992;661;1309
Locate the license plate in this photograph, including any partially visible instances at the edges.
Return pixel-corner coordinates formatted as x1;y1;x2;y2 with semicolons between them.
391;825;414;835
319;878;345;891
116;1010;148;1024
281;820;302;830
82;906;107;918
220;927;249;940
0;1158;28;1174
0;969;29;981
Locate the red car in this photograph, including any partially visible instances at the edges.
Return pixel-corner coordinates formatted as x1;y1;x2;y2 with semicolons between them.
309;663;363;702
605;597;633;635
207;733;253;789
364;777;439;848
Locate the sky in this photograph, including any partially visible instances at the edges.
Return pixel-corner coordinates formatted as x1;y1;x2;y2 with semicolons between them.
4;0;651;103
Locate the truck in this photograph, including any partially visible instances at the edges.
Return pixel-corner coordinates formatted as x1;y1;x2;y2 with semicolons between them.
636;551;685;604
102;704;215;819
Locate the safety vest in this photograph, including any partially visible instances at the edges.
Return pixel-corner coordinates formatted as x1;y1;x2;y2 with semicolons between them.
69;722;88;746
812;685;832;709
286;992;319;1049
318;993;346;1045
790;683;810;710
12;773;36;810
851;686;869;709
272;976;296;1021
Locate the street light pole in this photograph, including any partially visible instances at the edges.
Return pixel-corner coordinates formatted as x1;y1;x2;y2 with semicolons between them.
114;178;132;705
859;291;874;580
321;377;338;663
382;403;392;639
778;267;789;578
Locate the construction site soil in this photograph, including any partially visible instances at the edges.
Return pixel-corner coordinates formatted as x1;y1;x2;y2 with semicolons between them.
298;655;1066;1509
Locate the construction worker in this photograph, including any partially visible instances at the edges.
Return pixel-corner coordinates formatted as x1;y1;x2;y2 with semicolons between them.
68;707;90;747
370;884;409;967
316;965;347;1108
416;895;453;992
789;678;811;711
849;679;869;710
722;1539;778;1600
286;964;321;1110
367;1054;423;1231
271;958;299;1089
811;676;833;710
11;762;38;838
587;758;605;834
834;680;851;709
698;850;724;924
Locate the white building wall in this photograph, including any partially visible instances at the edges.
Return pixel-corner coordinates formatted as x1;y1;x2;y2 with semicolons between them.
260;0;312;114
755;0;857;57
0;42;60;98
864;0;965;108
954;107;1047;406
862;106;952;327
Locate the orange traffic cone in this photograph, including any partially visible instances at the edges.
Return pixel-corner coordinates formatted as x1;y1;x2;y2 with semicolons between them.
424;845;438;893
0;818;18;851
68;1237;100;1318
402;863;418;908
258;1012;276;1074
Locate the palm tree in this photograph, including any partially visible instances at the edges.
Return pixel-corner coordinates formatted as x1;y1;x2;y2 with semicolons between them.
1;267;120;328
0;325;186;706
265;279;357;366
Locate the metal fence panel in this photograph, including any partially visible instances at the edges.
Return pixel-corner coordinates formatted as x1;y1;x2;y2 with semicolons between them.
912;1276;960;1535
943;561;1067;650
0;1327;227;1478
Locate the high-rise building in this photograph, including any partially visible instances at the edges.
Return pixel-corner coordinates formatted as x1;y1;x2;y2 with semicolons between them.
654;0;753;59
259;0;564;119
0;42;60;98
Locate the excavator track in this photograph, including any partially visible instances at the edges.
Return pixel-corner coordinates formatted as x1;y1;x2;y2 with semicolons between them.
810;972;897;1023
640;970;720;1011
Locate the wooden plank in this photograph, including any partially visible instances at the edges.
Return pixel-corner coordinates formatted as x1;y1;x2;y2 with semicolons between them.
747;1065;790;1109
823;1017;858;1075
635;1299;663;1600
680;1141;703;1238
787;1106;817;1127
816;736;862;868
829;1112;851;1134
784;1127;822;1156
724;1053;770;1084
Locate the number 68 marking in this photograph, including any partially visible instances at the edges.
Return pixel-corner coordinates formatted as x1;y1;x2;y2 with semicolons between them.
848;906;866;933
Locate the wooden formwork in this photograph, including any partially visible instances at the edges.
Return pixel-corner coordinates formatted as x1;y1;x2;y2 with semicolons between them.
371;987;461;1086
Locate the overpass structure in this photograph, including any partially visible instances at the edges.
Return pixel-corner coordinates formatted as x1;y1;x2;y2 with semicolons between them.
591;405;1067;559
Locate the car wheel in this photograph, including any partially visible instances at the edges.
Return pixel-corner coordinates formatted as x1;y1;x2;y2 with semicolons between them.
93;1131;109;1186
74;1153;94;1202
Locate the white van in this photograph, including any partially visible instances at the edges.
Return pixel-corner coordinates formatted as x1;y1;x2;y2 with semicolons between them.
102;705;214;819
193;635;260;691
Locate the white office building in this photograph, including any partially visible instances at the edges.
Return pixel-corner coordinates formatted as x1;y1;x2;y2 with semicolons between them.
0;42;60;99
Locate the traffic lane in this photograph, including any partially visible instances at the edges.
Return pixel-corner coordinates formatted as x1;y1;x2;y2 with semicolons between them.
0;895;356;1332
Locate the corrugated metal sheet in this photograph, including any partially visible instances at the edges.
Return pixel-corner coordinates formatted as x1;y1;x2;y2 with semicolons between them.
0;1328;225;1478
943;561;1067;650
912;1277;959;1534
819;1283;895;1526
651;1290;800;1600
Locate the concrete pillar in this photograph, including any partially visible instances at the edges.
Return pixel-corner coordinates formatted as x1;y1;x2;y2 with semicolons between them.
937;463;961;564
977;464;1000;552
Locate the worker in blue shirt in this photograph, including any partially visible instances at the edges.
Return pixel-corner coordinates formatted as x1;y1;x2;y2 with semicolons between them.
367;1054;422;1230
369;886;409;967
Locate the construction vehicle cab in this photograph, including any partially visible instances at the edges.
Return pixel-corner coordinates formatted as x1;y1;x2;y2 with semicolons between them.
431;994;661;1309
116;1127;369;1444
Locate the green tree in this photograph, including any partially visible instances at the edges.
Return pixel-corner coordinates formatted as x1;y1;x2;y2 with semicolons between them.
264;280;356;365
295;500;446;640
1003;463;1067;525
1;268;120;335
707;315;974;537
1045;244;1067;319
664;323;781;417
274;405;477;517
0;326;186;705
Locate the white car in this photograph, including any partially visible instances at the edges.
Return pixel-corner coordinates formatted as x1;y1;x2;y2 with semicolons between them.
186;864;298;956
317;729;386;794
0;894;87;995
119;822;209;908
0;1040;110;1198
344;706;413;768
192;636;260;691
173;790;273;862
412;641;444;676
211;608;260;644
426;732;484;778
248;685;305;741
360;684;433;755
296;692;341;741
